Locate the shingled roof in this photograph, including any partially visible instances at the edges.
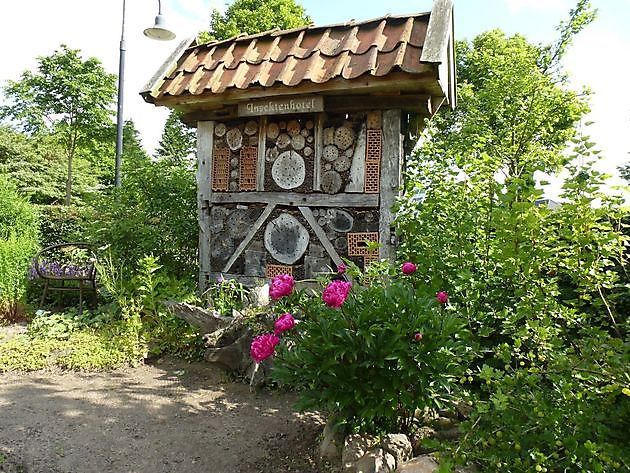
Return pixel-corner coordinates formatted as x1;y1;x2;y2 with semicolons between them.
142;0;455;116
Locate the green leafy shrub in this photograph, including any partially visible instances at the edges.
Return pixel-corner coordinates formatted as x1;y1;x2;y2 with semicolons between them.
203;276;249;315
0;174;39;321
87;160;197;278
272;263;473;434
96;254;204;361
457;329;629;472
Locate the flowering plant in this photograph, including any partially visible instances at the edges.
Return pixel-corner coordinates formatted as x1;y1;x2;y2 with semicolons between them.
272;262;471;434
269;274;294;300
250;333;280;363
322;280;352;308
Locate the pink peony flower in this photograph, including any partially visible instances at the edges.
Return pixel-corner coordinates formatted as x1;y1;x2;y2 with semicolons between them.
414;332;423;342
274;313;296;336
337;263;347;274
401;262;417;275
436;291;449;304
322;280;352;308
269;274;295;300
250;333;280;363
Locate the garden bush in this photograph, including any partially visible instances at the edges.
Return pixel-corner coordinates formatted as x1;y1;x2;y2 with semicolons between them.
0;174;39;321
270;263;473;435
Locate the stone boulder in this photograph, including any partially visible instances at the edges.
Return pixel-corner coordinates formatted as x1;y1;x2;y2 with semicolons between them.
395;455;439;473
354;448;396;473
381;434;412;465
342;434;378;472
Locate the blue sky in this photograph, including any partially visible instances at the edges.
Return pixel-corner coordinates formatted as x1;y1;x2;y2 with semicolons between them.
2;0;628;199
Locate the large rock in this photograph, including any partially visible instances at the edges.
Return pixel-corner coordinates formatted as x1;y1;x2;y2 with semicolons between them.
342;434;378;471
410;427;437;456
204;328;253;372
395;455;439;473
381;434;412;465
355;448;396;473
318;419;345;464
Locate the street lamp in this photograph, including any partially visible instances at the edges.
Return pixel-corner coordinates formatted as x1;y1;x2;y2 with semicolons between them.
115;0;175;189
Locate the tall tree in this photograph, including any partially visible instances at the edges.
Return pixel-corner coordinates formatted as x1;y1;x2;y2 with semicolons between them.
1;45;116;205
200;0;310;42
155;111;195;166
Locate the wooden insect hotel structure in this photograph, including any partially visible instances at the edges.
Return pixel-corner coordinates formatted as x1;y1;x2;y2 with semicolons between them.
142;0;456;289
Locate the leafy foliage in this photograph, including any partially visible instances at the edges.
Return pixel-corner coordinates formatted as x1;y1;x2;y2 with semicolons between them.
396;4;629;470
1;45;116;205
87;158;197;278
201;0;311;43
273;263;472;435
155;110;195;166
0;175;39;321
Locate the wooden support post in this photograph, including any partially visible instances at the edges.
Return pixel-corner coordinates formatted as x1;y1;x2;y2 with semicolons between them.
256;116;267;191
313;113;324;191
299;206;343;267
197;121;214;293
379;109;403;262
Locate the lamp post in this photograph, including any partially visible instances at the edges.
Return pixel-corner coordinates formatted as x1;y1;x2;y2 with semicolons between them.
115;0;175;189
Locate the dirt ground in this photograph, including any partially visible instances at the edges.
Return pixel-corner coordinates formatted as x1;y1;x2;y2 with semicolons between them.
0;327;326;473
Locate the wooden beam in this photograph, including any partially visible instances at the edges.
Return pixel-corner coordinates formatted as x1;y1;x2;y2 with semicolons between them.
209;191;379;207
314;113;324;191
379;110;402;262
197;121;214;291
325;95;431;113
256;116;267;191
298;207;343;267
222;203;276;273
420;0;453;64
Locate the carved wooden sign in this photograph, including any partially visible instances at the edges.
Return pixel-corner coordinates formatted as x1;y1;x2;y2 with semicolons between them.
238;96;324;117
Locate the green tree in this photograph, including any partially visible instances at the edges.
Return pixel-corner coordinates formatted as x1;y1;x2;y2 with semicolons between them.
155;110;195;165
396;2;629;470
200;0;311;42
1;45;117;206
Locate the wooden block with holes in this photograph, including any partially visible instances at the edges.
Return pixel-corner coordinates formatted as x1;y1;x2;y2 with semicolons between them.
212;147;230;191
239;146;257;191
265;264;293;278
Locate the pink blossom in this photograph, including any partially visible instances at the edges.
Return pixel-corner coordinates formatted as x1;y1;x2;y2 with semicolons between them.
269;274;294;300
414;332;423;342
401;262;417;275
322;280;352;308
337;263;347;274
436;291;449;304
274;313;296;336
250;333;280;363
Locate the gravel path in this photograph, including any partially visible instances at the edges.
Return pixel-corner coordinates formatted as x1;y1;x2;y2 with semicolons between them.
0;356;325;473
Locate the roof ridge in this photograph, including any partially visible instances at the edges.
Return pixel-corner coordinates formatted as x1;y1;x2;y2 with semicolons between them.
193;11;431;51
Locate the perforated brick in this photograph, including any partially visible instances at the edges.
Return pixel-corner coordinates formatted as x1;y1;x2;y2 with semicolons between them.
212;147;230;191
364;161;380;193
266;264;293;278
347;232;379;257
239;146;258;191
366;129;382;162
363;254;379;269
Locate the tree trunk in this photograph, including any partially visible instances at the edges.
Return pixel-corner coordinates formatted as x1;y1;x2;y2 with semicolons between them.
65;150;73;206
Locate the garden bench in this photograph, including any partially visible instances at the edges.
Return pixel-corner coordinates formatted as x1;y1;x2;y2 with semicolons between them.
33;242;97;313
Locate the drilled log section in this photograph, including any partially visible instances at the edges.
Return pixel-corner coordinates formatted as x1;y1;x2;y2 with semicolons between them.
197;121;214;292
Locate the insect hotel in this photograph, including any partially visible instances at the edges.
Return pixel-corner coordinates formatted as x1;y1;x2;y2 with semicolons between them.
142;0;455;290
